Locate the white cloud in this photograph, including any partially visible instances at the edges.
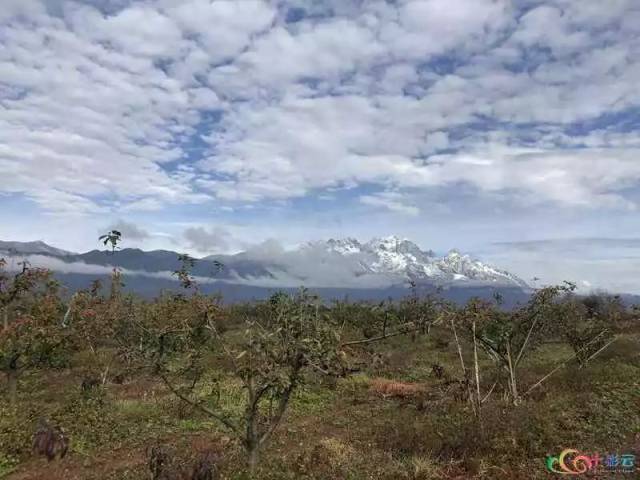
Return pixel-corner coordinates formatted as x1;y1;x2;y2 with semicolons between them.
0;0;639;271
360;191;419;216
386;0;514;60
234;239;404;288
164;0;275;63
2;253;222;284
106;219;150;240
183;226;231;253
231;18;383;86
482;237;640;294
68;4;186;58
419;147;640;208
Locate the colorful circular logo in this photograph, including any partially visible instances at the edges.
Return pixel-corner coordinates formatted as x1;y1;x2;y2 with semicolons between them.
546;449;594;475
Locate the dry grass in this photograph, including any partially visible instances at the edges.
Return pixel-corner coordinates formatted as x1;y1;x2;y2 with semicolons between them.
369;377;427;398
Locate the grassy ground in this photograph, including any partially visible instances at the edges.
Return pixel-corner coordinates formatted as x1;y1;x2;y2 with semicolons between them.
1;327;639;479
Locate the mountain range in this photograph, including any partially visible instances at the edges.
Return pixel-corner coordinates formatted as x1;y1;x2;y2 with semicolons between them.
0;237;531;305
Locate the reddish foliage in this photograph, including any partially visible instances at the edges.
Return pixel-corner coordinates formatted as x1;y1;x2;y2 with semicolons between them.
369;378;426;398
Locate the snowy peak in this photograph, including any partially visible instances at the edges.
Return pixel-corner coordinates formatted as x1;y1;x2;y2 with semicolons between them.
325;237;362;254
321;237;527;288
364;235;408;251
437;249;528;288
366;236;434;257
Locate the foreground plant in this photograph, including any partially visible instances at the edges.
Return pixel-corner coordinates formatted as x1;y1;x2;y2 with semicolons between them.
32;418;69;462
0;259;67;405
151;289;342;475
458;284;576;404
98;230;122;255
148;444;219;480
559;293;618;368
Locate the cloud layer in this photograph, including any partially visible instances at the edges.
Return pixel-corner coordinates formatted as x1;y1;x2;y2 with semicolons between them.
1;0;639;216
1;0;640;293
482;237;640;294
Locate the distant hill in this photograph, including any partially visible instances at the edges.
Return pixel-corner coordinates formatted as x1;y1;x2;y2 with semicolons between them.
0;236;537;305
0;240;74;257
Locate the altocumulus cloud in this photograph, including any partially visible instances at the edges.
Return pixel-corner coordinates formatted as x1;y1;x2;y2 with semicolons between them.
0;0;639;218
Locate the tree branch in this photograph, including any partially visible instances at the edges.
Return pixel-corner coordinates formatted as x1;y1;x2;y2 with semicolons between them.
158;371;240;436
259;363;302;447
340;324;420;347
524;330;610;396
581;337;616;367
514;312;540;367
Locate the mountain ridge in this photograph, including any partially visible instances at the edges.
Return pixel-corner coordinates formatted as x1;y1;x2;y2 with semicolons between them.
312;235;528;288
0;240;75;257
0;236;527;289
9;237;640;306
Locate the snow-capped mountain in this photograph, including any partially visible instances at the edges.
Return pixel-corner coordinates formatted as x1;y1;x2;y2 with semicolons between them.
0;237;529;301
316;236;528;288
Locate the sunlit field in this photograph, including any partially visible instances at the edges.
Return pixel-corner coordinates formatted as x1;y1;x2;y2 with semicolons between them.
1;263;638;479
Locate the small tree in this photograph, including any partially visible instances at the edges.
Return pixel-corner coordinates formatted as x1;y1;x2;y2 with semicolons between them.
557;294;616;369
151;289;342;475
67;290;117;385
61;232;132;386
174;254;198;290
0;259;67;405
451;297;496;418
462;284;575;404
97;231;125;299
336;294;445;349
99;230;122;255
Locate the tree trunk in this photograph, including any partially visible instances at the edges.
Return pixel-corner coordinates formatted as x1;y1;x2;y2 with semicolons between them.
110;268;121;301
450;317;466;376
7;366;18;406
2;306;7;330
247;445;260;477
472;321;482;418
244;403;261;478
505;342;519;404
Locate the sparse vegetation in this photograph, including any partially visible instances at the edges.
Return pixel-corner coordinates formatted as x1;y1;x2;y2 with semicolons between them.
0;249;638;479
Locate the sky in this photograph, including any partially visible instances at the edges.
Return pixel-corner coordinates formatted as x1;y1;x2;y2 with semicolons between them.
0;0;639;293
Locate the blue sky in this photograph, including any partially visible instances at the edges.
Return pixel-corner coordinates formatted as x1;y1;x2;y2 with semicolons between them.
1;0;640;292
